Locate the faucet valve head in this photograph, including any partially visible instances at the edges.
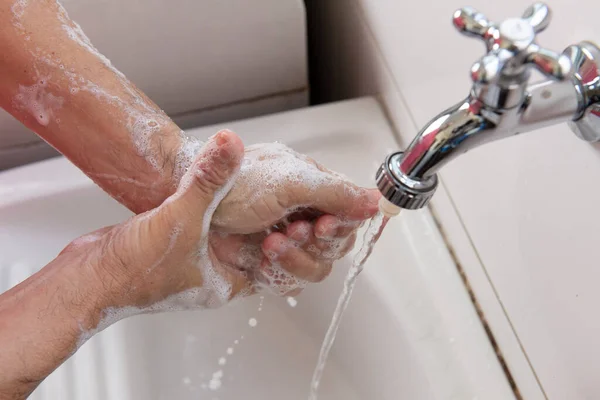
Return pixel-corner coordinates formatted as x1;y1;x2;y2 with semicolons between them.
376;152;438;210
454;3;572;108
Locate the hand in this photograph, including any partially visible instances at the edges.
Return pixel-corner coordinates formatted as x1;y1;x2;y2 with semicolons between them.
211;141;380;234
65;131;250;312
209;139;380;295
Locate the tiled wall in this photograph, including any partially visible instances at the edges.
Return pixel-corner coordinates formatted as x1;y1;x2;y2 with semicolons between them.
306;0;600;398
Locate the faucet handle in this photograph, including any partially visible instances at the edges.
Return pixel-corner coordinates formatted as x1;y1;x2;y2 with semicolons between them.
526;45;572;79
521;2;551;33
455;3;571;87
453;7;497;50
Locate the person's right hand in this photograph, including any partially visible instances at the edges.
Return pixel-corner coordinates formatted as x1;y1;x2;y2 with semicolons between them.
212;140;380;234
207;136;381;295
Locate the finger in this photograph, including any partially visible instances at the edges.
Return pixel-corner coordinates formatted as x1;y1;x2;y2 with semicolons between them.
314;215;339;239
285;220;312;246
165;130;244;231
262;233;333;283
209;232;264;270
211;262;256;301
335;219;362;238
288;219;355;261
314;215;362;240
257;258;307;296
289;179;381;220
316;232;357;260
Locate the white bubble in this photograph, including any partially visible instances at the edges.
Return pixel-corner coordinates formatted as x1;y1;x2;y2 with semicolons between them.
258;263;307;296
218;357;226;366
226;347;234;355
286;297;298;308
208;379;221;391
248;318;257;327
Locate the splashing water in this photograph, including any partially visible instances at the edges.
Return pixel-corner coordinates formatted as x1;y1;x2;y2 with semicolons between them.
308;211;390;399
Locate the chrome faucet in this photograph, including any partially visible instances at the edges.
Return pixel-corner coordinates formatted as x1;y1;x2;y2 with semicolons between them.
376;3;600;210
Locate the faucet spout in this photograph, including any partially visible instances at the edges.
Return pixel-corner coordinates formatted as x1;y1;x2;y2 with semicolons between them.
398;97;490;180
376;4;600;210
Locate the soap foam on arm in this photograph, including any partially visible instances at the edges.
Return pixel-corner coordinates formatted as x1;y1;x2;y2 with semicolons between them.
0;0;186;213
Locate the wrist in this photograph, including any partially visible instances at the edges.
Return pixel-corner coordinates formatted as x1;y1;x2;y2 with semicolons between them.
108;123;186;214
61;234;138;328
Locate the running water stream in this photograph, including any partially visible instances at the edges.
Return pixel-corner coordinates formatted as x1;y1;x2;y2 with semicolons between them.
308;211;391;399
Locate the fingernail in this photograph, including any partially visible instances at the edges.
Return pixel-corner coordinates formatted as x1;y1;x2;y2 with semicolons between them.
215;130;229;145
316;221;338;239
266;238;290;260
289;224;310;244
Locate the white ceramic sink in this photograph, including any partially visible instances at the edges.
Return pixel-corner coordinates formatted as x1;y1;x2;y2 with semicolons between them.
0;98;514;399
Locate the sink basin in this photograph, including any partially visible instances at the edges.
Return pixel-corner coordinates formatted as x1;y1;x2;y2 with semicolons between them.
0;98;513;399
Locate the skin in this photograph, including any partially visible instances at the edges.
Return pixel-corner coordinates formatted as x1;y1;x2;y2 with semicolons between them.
0;1;381;398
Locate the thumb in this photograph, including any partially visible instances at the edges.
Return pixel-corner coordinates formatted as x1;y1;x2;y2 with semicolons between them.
165;130;244;229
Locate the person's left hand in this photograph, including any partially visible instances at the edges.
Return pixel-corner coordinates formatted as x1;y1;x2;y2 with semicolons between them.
204;138;380;295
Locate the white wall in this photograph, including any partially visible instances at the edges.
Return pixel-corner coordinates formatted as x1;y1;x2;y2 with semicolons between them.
307;0;600;398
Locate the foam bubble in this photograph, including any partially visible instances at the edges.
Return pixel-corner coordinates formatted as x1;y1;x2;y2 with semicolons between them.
208;370;224;391
208;379;222;391
320;237;350;260
234;143;339;208
41;2;173;173
258;262;307;296
218;357;226;366
248;318;257;327
174;132;204;184
14;77;64;126
286;297;298;308
11;0;28;29
226;347;234;355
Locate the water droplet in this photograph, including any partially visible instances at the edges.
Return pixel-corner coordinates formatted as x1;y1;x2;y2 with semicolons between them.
286;297;298;307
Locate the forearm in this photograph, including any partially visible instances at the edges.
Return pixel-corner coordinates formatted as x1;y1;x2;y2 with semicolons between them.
0;0;188;213
0;241;128;400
